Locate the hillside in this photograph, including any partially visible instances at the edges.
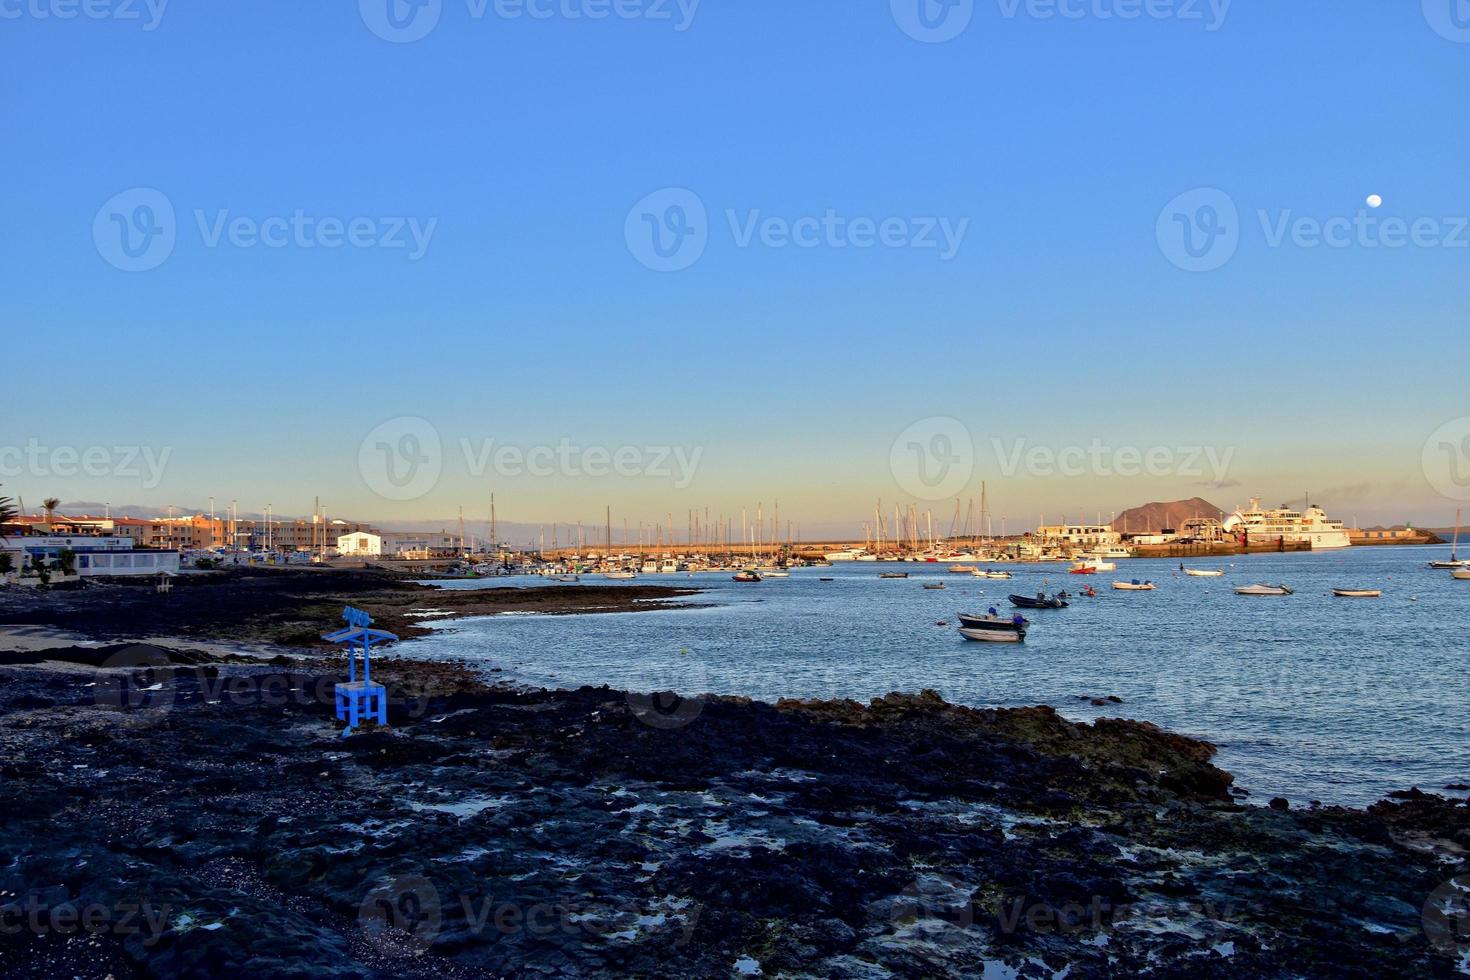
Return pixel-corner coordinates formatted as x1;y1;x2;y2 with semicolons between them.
1113;497;1225;534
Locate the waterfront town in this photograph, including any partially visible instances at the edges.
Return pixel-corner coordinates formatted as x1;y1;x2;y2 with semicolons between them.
0;491;1443;586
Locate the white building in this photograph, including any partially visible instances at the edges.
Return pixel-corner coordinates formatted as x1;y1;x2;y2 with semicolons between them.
380;531;461;558
1;535;181;579
336;531;383;557
1036;524;1123;548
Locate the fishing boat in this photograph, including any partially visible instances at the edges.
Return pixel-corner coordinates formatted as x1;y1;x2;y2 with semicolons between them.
731;570;763;583
1235;583;1293;596
1333;588;1382;598
1010;591;1070;609
1113;580;1156;591
958;609;1028;643
1068;562;1098;575
1183;568;1225;577
1430;509;1468;568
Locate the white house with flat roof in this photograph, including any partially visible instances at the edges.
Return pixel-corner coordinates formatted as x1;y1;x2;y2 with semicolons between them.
1;535;181;579
336;531;383;557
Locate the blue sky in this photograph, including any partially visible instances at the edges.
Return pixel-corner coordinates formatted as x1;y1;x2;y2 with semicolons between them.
3;1;1468;535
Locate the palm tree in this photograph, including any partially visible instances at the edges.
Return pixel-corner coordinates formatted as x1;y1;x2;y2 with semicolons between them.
0;484;16;539
42;497;60;533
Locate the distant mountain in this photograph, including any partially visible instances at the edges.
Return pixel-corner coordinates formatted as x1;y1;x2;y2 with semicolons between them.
1112;497;1225;534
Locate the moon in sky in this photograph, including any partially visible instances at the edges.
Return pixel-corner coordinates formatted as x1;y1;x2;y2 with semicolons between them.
1366;194;1383;208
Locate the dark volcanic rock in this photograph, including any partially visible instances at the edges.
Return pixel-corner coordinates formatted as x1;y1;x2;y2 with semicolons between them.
0;655;1464;979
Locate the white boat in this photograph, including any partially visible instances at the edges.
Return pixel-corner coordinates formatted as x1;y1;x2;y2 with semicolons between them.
763;570;791;578
1332;588;1381;597
1074;558;1117;572
1429;509;1468;568
1223;497;1350;549
1453;569;1470;581
949;565;978;574
1113;580;1156;591
957;612;1027;643
1235;583;1293;596
974;570;1013;580
602;571;637;580
1183;568;1225;577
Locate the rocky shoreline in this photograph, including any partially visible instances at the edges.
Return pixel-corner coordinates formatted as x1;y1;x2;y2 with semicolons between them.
2;638;1468;978
0;567;702;648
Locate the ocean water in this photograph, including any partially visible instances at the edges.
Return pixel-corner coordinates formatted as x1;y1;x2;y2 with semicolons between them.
407;547;1469;806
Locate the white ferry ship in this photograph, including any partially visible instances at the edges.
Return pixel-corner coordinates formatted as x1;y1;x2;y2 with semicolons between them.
1222;497;1351;549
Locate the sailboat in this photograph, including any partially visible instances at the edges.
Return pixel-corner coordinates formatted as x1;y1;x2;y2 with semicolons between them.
1429;509;1469;568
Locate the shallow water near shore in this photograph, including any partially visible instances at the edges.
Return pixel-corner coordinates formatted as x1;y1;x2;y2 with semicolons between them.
407;546;1468;807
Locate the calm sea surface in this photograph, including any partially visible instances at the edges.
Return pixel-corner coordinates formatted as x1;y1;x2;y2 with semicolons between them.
406;546;1468;807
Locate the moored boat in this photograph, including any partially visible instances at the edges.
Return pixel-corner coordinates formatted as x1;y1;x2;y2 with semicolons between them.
1333;588;1382;597
1010;591;1069;609
732;570;763;582
1183;568;1225;577
958;609;1028;643
602;570;637;580
923;583;946;590
1113;580;1156;591
949;565;978;574
1429;508;1466;567
976;570;1013;580
1453;569;1470;581
1235;583;1293;596
879;572;910;579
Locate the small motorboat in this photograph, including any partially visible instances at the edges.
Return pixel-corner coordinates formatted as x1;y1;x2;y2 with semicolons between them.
763;571;791;578
1068;563;1098;575
949;565;978;574
732;570;763;583
1113;580;1156;591
602;571;637;580
553;574;580;583
880;572;910;579
1333;588;1382;598
975;569;1013;580
1010;591;1070;610
1453;568;1470;581
1183;568;1225;577
818;577;834;582
923;583;947;590
1077;557;1117;572
1235;583;1293;596
958;609;1028;643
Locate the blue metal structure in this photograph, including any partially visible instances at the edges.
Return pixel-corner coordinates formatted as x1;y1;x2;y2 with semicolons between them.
323;605;398;737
